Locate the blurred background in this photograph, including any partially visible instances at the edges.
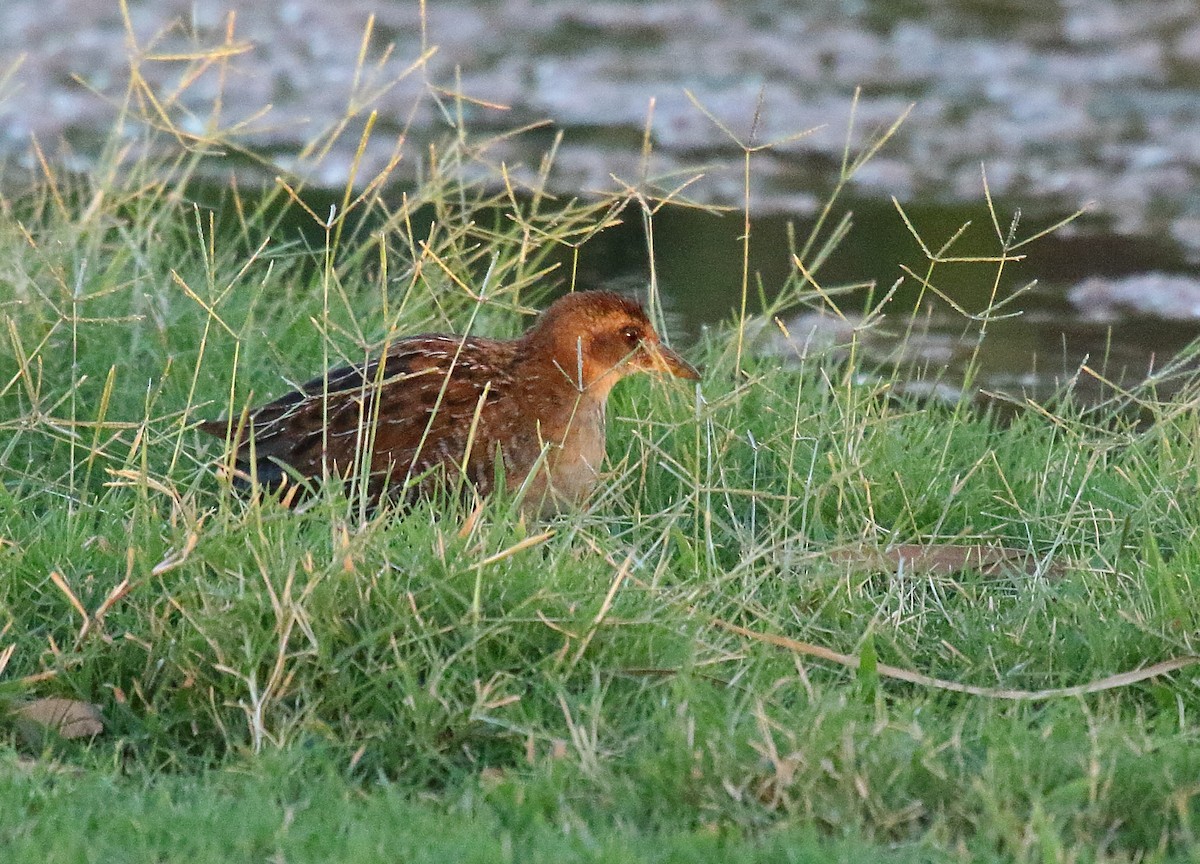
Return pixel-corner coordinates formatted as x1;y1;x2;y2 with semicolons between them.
4;0;1200;403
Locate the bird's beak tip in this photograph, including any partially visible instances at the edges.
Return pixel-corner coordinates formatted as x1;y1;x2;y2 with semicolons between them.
652;344;701;381
675;361;702;381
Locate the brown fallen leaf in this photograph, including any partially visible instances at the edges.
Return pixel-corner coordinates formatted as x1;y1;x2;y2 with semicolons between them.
827;543;1066;578
11;697;104;739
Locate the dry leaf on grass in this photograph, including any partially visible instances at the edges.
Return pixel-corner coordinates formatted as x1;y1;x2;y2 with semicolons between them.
11;697;104;739
828;543;1066;578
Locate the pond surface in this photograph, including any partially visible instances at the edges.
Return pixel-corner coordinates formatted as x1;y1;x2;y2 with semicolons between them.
4;0;1200;403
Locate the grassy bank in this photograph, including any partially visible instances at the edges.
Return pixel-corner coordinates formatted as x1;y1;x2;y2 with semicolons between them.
3;29;1200;864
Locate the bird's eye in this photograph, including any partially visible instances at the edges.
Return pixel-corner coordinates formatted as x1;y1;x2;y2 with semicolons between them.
620;326;641;346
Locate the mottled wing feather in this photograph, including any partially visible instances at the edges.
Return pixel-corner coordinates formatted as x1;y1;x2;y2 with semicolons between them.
365;339;520;500
205;335;523;501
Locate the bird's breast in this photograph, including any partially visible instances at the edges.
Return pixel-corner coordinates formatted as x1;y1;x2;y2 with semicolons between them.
545;397;607;505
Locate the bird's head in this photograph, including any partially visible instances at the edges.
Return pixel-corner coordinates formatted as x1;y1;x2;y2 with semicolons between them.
526;291;700;396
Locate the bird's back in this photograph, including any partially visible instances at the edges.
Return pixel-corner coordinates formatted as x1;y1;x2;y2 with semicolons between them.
202;334;530;504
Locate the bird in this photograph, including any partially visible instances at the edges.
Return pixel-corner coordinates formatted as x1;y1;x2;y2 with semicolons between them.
199;290;700;515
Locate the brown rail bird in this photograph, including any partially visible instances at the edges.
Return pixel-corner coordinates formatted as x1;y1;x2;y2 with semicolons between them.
199;290;700;515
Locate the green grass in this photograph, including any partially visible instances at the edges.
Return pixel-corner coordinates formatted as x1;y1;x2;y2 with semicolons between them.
1;751;959;864
3;21;1200;864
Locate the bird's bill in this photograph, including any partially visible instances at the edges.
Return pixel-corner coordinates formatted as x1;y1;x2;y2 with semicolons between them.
644;342;701;380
